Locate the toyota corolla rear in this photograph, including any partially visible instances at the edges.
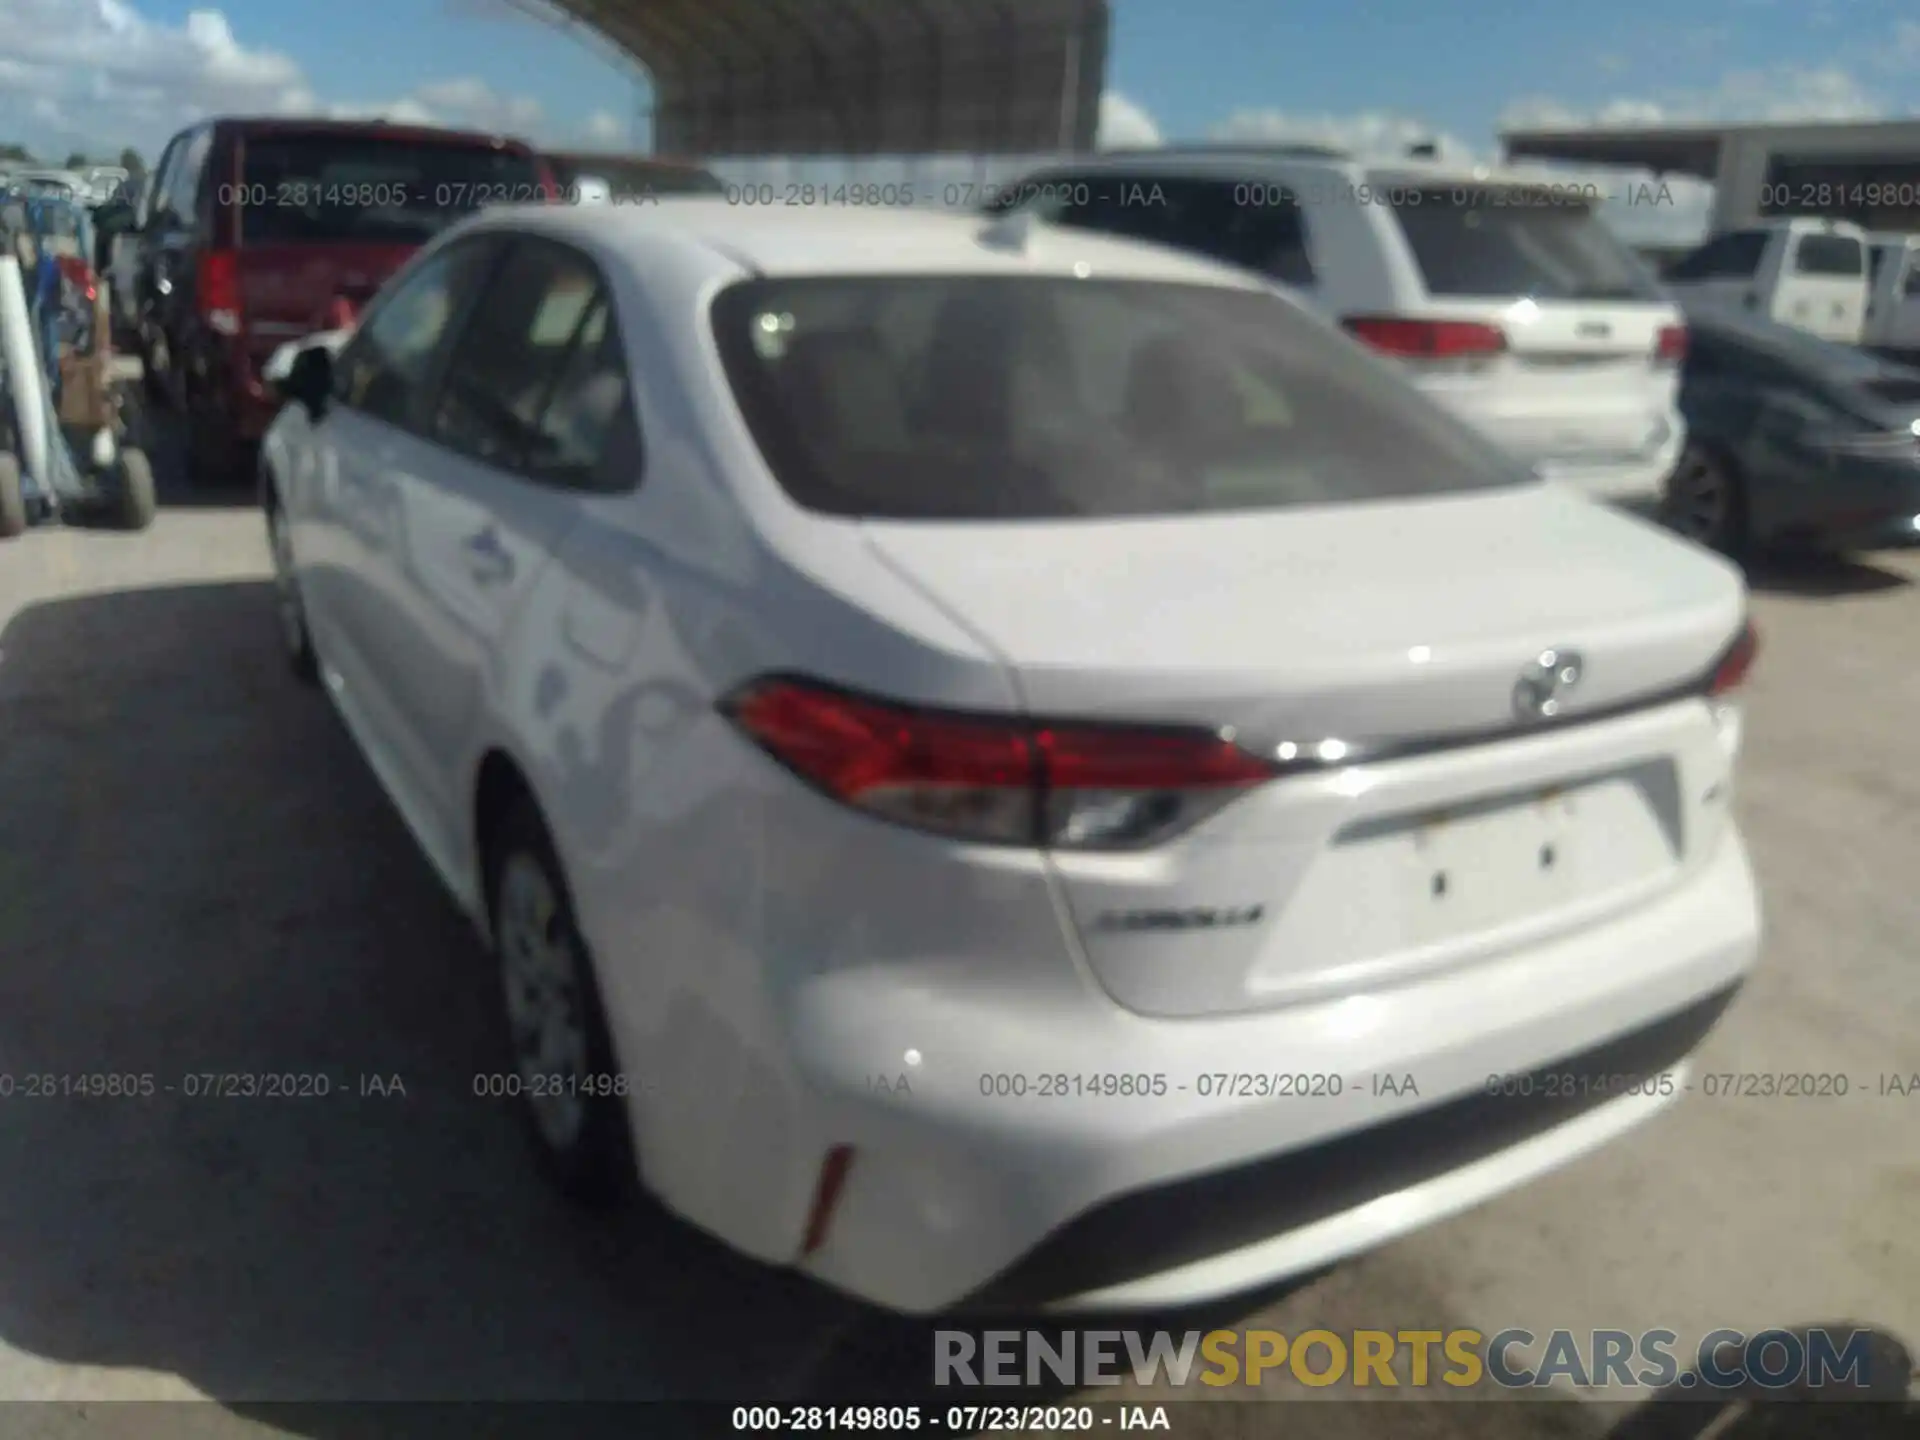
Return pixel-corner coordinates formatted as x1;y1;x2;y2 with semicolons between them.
645;266;1759;1315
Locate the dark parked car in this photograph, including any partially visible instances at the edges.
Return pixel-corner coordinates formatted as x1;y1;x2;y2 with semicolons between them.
1665;302;1920;555
128;117;555;483
541;151;724;202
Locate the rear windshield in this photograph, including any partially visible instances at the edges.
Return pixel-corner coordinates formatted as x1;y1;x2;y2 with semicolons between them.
710;276;1532;521
1389;190;1660;302
238;135;544;245
1792;234;1864;277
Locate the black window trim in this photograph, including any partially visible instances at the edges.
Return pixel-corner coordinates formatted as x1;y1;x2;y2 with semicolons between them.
418;232;644;496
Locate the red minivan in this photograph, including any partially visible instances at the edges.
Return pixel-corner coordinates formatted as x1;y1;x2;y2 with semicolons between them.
132;117;556;483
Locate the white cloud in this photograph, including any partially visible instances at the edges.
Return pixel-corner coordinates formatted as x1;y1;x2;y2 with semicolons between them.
1209;107;1478;161
0;0;568;157
1096;91;1162;148
1502;63;1883;131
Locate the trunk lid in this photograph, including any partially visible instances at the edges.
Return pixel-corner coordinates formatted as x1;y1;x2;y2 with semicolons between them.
860;482;1747;1018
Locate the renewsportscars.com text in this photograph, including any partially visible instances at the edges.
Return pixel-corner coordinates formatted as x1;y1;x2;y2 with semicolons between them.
934;1327;1881;1391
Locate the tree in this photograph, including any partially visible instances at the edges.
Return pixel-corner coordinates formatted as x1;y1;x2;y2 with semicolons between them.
0;143;32;164
119;148;145;180
63;151;87;169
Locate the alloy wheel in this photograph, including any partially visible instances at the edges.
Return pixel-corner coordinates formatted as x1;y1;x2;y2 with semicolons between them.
495;852;590;1151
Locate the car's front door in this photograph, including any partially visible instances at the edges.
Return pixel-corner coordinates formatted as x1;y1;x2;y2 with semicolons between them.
387;236;633;852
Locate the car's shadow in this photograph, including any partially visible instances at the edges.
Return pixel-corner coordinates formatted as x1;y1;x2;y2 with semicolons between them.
1743;549;1914;597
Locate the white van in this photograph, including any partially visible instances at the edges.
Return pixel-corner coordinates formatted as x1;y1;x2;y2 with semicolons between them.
1863;233;1920;362
996;148;1688;507
1664;218;1870;344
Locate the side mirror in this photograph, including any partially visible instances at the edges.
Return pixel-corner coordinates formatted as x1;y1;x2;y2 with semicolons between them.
282;345;334;420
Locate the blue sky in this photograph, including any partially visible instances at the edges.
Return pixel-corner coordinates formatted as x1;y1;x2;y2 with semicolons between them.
2;0;1916;241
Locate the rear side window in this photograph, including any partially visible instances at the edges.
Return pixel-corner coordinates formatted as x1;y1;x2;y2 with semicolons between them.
430;239;637;488
709;275;1530;521
1904;258;1920;297
335;239;494;428
1389;190;1658;301
237;134;544;245
1792;234;1864;277
1669;230;1768;282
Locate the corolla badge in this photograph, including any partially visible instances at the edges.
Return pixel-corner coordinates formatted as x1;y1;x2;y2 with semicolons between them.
1513;648;1583;721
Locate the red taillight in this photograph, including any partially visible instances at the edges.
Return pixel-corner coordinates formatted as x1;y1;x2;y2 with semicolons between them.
198;250;241;334
1706;621;1758;697
1343;316;1507;359
1656;324;1688;363
720;677;1280;849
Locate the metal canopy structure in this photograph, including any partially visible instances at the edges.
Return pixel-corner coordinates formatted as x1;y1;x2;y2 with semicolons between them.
1501;124;1728;180
529;0;1111;157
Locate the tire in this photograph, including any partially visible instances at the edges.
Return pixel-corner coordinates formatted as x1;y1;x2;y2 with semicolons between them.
0;452;25;539
1662;441;1749;556
114;447;156;531
263;493;318;684
483;797;636;1205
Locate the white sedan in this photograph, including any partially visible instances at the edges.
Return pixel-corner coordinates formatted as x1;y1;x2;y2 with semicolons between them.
261;199;1761;1315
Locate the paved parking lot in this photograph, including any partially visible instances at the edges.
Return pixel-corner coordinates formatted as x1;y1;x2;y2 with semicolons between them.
0;406;1915;1438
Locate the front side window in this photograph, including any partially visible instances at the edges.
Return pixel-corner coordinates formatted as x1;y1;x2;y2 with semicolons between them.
711;275;1530;521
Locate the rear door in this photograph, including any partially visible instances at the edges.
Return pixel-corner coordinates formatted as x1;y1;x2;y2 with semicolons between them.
1769;229;1867;342
232;130;547;377
388;236;632;832
1377;187;1682;471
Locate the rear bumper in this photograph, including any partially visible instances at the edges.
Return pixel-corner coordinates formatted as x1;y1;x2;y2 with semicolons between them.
1535;424;1686;507
789;829;1759;1313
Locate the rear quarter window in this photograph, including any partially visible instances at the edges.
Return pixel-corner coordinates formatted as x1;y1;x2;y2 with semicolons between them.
1792;234;1864;277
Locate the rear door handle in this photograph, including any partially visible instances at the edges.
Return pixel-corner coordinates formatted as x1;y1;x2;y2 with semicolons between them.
464;525;515;585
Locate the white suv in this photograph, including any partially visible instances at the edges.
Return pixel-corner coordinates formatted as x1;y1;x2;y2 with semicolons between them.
996;147;1689;507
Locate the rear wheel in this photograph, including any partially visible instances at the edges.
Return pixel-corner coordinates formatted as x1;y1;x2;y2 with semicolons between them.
0;452;25;538
1664;441;1748;556
484;798;635;1205
114;447;156;530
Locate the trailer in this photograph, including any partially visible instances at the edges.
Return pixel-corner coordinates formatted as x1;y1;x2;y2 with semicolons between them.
0;197;154;538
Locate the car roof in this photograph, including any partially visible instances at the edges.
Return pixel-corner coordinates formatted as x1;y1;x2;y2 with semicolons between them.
1017;149;1567;191
472;199;1276;287
201;116;538;152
